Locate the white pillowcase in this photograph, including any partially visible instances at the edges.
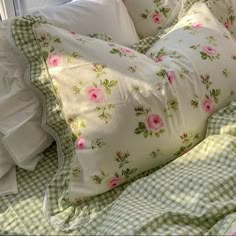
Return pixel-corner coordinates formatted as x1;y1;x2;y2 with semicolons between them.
206;0;236;37
33;0;139;46
123;0;182;38
0;20;53;195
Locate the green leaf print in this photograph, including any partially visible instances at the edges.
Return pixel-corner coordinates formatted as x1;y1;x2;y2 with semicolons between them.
72;85;81;94
159;7;170;17
92;175;102;184
191;99;199;108
42;51;49;61
128;66;137;73
174;146;188;157
134;122;146;134
190;45;198;50
154;0;162;7
222;68;229;78
115;151;130;168
156;69;167;78
200;51;209;60
100;79;118;95
200;74;212;90
91;171;107;184
163;98;178;117
68;52;79;63
95;104;115;124
72;168;80;177
179;68;189;79
174;132;199;157
93;63;107;78
210;89;221;104
121;168;138;179
91;138;106;149
54;37;61;43
149;149;160;159
140;9;151;19
110;48;120;54
134;106;150;116
154;129;165;137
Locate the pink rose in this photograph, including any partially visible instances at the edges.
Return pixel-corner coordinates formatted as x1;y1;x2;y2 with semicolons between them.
166;71;176;84
87;86;104;103
192;22;203;28
224;20;230;29
119;47;135;56
47;54;61;67
145;114;164;132
202;98;214;113
202;45;217;56
108;176;122;189
76;138;86;150
155;56;164;63
151;12;163;24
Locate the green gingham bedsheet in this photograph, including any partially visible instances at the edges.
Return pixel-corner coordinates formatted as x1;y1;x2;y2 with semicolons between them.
0;101;236;235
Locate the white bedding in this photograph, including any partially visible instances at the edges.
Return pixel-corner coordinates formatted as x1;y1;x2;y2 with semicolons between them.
0;19;53;196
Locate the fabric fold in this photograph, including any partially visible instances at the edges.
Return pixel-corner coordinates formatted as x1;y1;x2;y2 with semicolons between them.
0;167;17;196
2;119;53;171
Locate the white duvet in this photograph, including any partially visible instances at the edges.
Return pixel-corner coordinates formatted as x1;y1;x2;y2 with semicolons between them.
0;20;53;196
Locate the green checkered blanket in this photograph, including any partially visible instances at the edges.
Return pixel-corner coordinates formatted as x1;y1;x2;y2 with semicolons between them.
0;101;236;235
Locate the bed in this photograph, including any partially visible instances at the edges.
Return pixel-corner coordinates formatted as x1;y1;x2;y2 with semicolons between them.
0;0;236;235
1;102;236;235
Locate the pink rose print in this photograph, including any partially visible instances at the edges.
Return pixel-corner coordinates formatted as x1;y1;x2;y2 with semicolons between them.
202;45;217;56
151;12;163;24
108;176;122;189
145;114;164;132
230;232;236;236
202;98;214;113
76;138;86;150
166;71;176;84
192;22;203;28
119;47;135;57
155;56;164;63
87;86;104;103
47;54;61;67
224;20;230;29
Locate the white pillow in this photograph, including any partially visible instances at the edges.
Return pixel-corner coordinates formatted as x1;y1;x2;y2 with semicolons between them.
0;20;53;195
33;0;139;46
123;0;182;38
206;0;236;37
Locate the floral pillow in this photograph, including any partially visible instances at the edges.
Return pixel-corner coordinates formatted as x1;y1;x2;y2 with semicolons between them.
123;0;182;38
10;1;236;225
145;2;236;115
206;0;236;37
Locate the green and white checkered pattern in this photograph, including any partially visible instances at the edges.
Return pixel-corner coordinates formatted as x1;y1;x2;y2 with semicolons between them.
11;16;76;227
132;36;159;54
87;32;113;42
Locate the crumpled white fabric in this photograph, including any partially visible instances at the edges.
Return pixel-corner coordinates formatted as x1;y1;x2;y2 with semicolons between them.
0;19;53;196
